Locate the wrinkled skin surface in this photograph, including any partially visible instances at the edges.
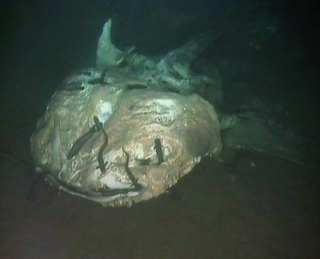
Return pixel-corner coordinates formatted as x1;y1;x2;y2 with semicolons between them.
30;20;226;207
31;85;222;206
30;19;318;207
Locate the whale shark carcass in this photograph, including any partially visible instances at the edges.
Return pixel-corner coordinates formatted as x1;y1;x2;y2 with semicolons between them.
30;19;319;207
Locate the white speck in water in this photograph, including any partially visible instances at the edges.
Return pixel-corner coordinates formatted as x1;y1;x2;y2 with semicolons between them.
230;175;236;181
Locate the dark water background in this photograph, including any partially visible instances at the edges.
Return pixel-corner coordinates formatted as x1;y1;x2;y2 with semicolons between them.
0;0;319;258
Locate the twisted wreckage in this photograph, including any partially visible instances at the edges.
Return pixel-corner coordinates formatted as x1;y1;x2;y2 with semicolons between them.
30;19;318;207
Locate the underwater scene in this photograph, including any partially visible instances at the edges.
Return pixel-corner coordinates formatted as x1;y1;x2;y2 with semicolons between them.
0;0;319;258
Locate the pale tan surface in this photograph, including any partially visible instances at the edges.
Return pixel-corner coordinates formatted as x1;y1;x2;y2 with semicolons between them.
1;2;319;257
30;87;222;206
